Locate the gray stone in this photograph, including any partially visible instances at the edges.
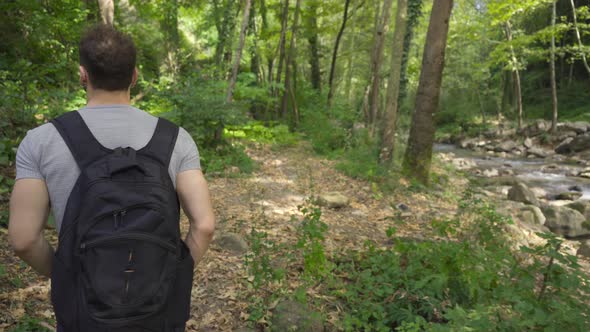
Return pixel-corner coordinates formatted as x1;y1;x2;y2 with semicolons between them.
524;137;533;149
555;192;583;201
577;240;590;258
271;300;324;332
451;158;477;170
567;200;590;220
519;205;546;226
508;182;541;207
317;192;349;209
396;203;410;212
541;205;589;238
494;141;518;153
555;134;590;154
483;168;499;177
215;233;249;255
527;147;550;158
522;120;550;137
558;121;590;134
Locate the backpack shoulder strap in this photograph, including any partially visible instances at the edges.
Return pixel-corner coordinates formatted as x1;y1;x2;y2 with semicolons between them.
51;111;109;169
141;117;179;167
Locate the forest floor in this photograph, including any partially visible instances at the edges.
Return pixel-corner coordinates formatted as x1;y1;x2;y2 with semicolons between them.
0;141;468;331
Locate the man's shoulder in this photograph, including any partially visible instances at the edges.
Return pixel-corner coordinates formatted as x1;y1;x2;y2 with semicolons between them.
24;122;61;142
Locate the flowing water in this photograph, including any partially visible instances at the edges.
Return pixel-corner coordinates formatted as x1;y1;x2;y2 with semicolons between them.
434;144;590;200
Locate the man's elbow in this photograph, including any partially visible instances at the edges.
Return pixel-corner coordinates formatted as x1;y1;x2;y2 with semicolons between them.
8;233;38;257
195;218;216;239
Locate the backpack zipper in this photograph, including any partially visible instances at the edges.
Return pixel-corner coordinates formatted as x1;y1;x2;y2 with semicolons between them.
80;232;176;252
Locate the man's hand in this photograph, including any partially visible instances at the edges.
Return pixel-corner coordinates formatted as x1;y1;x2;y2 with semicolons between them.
176;169;215;265
8;179;53;277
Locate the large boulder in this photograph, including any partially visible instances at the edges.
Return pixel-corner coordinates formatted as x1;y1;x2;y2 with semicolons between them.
527;146;550;158
508;182;541;207
555;133;590;154
522;120;550;137
555;192;583;201
567;199;590;220
558;121;590;134
541;205;589;238
271;300;324;332
578;167;590;179
518;205;546;226
577;240;590;258
215;233;249;255
494;141;518;153
317;192;349;209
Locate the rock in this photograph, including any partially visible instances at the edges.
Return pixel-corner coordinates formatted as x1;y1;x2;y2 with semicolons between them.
524;137;533;149
483;168;499;177
569;185;583;192
555;134;590;154
541;205;589;238
556;131;578;142
531;187;548;199
499;168;514;176
527;146;550;158
577;240;590;258
351;210;367;217
271;300;324;332
508;182;541;206
518;205;546;226
567;200;590;220
558;121;590;134
494;141;518;153
451;158;477;170
541;164;560;172
578;167;590;179
317;192;349;209
395;203;410;212
522;120;550;137
555;192;583;201
215;233;249;255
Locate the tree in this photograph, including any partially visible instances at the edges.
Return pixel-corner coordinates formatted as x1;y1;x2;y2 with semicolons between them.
98;0;114;25
379;0;408;163
160;0;180;75
275;0;290;87
569;0;590;77
280;0;302;123
227;0;253;103
550;0;558;132
305;0;322;92
403;0;454;184
368;0;393;136
504;20;524;130
327;0;352;107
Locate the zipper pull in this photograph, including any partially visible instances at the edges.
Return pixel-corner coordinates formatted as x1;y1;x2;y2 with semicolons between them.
80;243;86;250
114;212;120;230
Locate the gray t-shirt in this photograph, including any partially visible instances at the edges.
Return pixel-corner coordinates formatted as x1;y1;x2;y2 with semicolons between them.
15;105;201;232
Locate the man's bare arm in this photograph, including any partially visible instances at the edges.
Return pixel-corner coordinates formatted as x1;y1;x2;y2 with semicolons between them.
8;179;53;277
176;169;215;265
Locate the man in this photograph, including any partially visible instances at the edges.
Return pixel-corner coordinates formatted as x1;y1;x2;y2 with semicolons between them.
8;24;215;331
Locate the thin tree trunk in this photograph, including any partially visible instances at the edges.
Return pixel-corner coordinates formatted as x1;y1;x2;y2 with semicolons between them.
551;0;559;132
327;0;352;107
399;0;424;103
98;0;114;25
281;0;301;120
368;0;394;136
249;1;261;83
569;0;590;77
161;0;180;75
345;6;358;103
568;61;574;86
477;90;487;126
226;0;252;103
275;0;290;87
402;0;454;184
379;0;408;164
505;21;523;130
306;0;322;92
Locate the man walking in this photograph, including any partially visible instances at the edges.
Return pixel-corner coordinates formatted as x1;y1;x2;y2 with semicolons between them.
8;24;215;331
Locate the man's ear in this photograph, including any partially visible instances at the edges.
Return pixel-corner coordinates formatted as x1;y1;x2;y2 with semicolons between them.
79;66;88;88
131;68;138;88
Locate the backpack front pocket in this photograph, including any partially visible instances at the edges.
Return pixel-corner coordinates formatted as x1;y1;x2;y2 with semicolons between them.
79;233;177;323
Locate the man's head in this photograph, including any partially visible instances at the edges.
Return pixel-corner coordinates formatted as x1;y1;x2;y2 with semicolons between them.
79;24;137;92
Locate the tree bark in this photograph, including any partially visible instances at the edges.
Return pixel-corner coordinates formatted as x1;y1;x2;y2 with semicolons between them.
569;0;590;77
345;4;358;103
327;0;352;107
550;0;559;133
249;0;261;82
306;0;322;92
379;0;408;164
402;0;453;184
226;0;252;103
275;0;290;87
280;0;301;120
368;0;394;136
505;21;523;130
98;0;114;25
161;0;180;75
399;0;423;103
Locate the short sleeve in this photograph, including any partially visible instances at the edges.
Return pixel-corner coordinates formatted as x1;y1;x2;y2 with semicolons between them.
15;130;44;180
176;127;201;173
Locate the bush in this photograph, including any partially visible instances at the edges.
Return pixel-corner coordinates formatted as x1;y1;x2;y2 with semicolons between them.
200;143;255;176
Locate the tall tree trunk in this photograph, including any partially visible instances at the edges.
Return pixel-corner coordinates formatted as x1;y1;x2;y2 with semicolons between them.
275;0;290;87
402;0;453;184
550;0;559;133
505;21;523;130
249;0;261;82
281;0;302;121
368;0;394;136
213;0;237;78
569;0;590;77
226;0;252;103
345;5;358;103
379;0;409;164
399;0;424;104
161;0;180;75
327;0;352;107
306;0;322;92
98;0;114;25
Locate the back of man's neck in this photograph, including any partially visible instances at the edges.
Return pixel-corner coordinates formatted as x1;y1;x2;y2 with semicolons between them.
86;89;131;107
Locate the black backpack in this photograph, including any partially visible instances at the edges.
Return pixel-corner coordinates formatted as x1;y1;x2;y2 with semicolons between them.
50;111;194;332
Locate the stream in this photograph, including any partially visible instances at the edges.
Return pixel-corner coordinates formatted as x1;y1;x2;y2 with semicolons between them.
434;143;590;200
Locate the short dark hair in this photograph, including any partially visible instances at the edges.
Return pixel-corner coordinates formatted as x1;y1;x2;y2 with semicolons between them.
79;24;136;91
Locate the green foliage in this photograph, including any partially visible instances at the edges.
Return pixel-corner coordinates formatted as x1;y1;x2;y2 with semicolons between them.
225;122;298;147
9;315;52;332
199;143;255;175
295;204;331;281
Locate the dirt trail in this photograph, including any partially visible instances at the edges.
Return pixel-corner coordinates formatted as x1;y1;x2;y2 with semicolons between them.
0;142;462;331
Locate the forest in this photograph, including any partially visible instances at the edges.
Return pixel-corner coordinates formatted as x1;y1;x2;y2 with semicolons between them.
2;0;590;331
